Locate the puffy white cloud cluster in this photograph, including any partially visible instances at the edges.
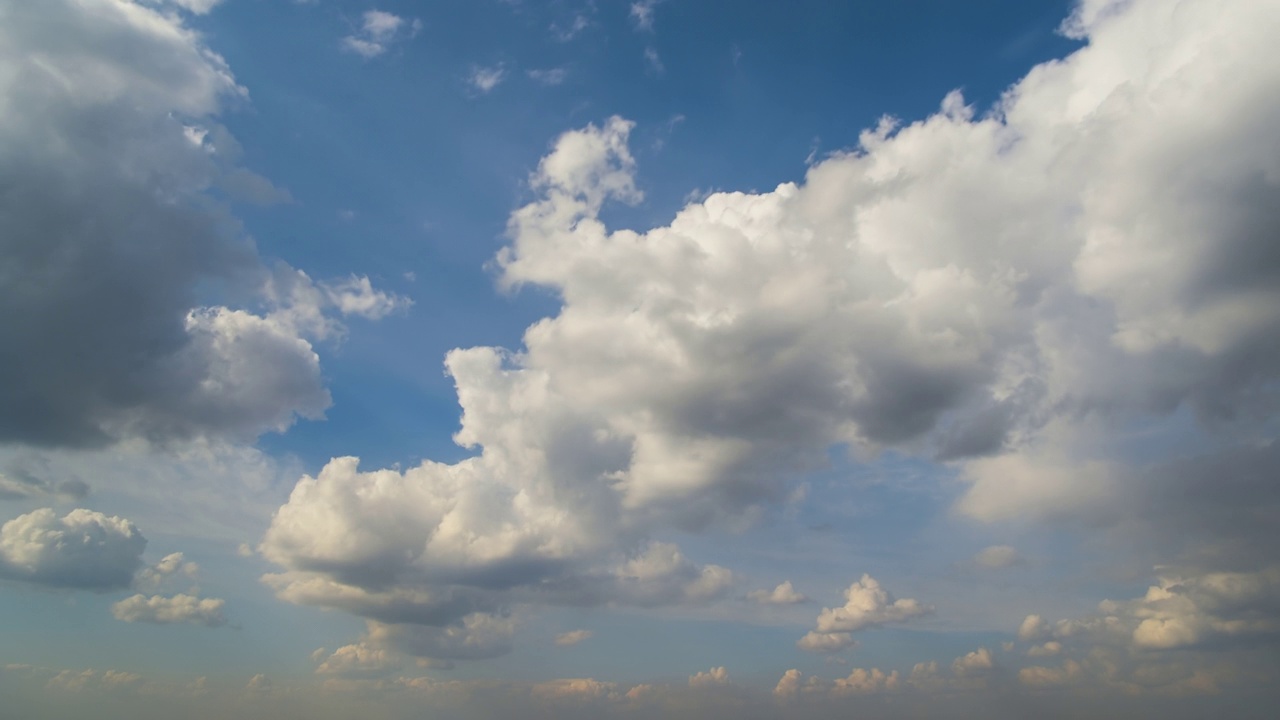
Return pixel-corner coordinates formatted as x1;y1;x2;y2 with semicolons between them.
111;592;227;626
262;0;1280;666
1020;566;1280;655
314;643;401;679
0;508;145;590
0;0;405;450
798;575;931;653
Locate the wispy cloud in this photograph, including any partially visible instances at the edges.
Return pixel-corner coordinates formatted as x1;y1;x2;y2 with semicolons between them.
341;10;421;59
468;64;507;94
527;67;569;86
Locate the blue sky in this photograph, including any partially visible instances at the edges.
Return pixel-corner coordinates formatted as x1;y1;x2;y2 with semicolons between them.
2;1;1279;718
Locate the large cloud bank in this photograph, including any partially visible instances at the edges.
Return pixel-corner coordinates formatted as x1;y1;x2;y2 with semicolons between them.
262;0;1280;663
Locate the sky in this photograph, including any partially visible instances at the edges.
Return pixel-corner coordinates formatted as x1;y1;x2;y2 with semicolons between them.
1;0;1279;718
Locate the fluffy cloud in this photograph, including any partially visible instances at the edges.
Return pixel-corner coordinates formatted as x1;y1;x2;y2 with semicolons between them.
111;593;227;626
0;508;145;590
748;581;808;605
798;575;931;652
0;0;404;449
832;667;899;696
688;666;728;688
263;0;1280;667
951;647;996;677
137;552;199;587
314;643;401;678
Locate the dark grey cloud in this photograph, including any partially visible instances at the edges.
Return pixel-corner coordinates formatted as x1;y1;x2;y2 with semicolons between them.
0;0;334;449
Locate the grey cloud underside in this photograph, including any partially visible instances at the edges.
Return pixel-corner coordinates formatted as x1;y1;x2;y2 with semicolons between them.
0;0;335;448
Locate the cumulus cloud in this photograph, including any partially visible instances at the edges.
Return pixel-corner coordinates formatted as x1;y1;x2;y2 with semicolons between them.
798;575;932;652
951;647;996;677
262;0;1280;668
0;0;403;449
111;593;227;627
342;10;421;58
832;667;900;695
688;666;728;688
749;580;808;605
0;508;145;590
314;643;400;678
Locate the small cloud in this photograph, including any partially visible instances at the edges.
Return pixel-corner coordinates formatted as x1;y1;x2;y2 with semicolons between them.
643;46;663;73
527;67;568;86
951;647;996;677
974;544;1021;569
748;580;809;605
688;666;729;687
468;64;507;94
630;0;662;31
111;593;227;627
797;631;856;653
342;10;421;59
554;629;593;647
245;673;272;695
1027;640;1063;657
551;14;590;42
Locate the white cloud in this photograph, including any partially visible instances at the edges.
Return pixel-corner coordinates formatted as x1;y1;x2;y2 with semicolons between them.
951;647;996;677
831;667;899;695
262;0;1280;667
643;46;663;73
468;65;507;94
798;575;932;652
150;0;223;14
528;67;569;86
111;593;227;626
748;580;809;605
1018;614;1050;642
137;552;199;587
532;677;621;701
342;10;421;58
554;629;593;647
0;508;145;590
1027;640;1062;657
314;643;400;678
688;666;728;688
630;1;661;31
1018;659;1083;688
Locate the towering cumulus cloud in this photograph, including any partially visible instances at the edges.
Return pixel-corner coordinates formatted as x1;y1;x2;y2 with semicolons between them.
263;0;1280;666
0;0;403;448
